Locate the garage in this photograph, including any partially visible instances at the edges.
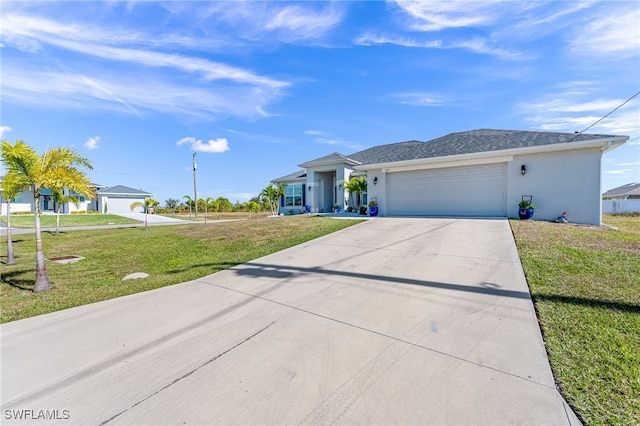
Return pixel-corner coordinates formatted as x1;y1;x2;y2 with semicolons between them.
97;185;154;214
386;163;507;217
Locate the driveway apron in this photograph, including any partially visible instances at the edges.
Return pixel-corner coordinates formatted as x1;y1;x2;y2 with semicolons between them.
1;218;580;425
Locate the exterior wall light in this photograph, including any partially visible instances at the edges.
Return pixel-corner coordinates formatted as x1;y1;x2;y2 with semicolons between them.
308;185;312;191
521;165;527;176
373;176;378;185
338;183;342;190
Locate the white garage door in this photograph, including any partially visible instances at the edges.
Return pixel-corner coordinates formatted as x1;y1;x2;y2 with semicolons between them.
386;163;506;216
106;197;145;213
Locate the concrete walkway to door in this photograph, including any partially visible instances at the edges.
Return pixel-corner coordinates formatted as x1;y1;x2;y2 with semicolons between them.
0;218;581;425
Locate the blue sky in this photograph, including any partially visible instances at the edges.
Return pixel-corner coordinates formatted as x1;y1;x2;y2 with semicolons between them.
1;0;639;205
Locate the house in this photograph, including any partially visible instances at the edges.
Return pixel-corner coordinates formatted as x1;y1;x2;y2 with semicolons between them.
0;183;153;215
602;182;640;214
97;185;154;214
272;129;629;225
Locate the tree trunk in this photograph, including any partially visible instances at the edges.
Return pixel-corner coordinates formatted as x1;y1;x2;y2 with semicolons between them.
33;195;52;292
55;204;61;236
6;202;16;265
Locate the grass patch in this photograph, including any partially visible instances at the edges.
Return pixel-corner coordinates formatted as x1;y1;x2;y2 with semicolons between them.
0;216;362;323
2;214;138;228
510;215;639;425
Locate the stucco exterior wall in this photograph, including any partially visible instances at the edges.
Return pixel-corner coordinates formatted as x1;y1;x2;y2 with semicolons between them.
507;147;602;225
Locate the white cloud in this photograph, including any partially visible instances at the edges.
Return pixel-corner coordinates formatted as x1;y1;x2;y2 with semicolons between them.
605;169;633;175
568;5;640;59
177;137;230;154
0;10;289;120
393;0;507;31
304;130;325;136
355;32;526;61
355;33;442;49
519;88;640;136
84;136;100;150
0;126;11;137
390;92;445;107
263;4;344;40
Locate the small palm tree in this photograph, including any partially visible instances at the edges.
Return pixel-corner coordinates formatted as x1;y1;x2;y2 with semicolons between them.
1;172;24;265
260;183;284;216
203;197;214;224
183;195;193;219
51;188;80;236
1;139;93;292
343;176;367;211
130;198;159;230
165;198;179;214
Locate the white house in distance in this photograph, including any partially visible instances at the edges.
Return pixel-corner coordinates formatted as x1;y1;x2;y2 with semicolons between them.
272;129;628;225
0;184;153;215
96;185;154;214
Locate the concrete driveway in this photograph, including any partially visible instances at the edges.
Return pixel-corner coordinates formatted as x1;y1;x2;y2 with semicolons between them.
1;218;580;425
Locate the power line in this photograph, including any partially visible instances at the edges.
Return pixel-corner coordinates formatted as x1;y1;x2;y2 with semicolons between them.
569;90;640;142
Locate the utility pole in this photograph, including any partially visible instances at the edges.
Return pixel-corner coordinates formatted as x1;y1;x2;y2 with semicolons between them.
193;152;198;218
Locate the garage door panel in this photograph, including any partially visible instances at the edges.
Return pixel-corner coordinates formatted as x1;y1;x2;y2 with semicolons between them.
386;164;506;217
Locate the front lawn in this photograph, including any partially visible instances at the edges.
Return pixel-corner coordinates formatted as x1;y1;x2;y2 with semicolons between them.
2;213;138;228
0;216;362;323
511;214;639;425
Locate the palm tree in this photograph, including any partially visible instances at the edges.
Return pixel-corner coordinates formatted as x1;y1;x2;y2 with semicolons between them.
260;183;284;216
343;176;367;212
1;172;24;265
51;188;80;236
165;198;179;214
203;197;214;224
130;198;159;230
183;195;193;219
1;139;93;292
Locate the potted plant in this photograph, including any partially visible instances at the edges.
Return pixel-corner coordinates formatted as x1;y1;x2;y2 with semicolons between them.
518;196;537;220
368;199;379;217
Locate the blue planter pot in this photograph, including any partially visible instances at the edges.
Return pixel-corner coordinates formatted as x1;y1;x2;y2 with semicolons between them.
518;207;535;220
369;206;379;217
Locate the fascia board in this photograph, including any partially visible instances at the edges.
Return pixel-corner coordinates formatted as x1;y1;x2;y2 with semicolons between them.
355;136;629;172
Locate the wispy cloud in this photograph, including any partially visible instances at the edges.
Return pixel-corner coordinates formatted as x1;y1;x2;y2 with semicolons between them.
605;169;634;175
305;131;364;151
389;92;445;107
84;136;100;150
568;4;640;59
0;8;289;120
518;84;640;136
177;137;230;154
393;0;507;31
0;126;11;138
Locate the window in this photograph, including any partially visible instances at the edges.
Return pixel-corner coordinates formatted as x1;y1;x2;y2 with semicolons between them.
285;185;303;207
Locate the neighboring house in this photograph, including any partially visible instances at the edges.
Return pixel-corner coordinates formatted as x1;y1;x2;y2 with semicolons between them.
0;183;153;215
602;182;640;214
0;183;107;214
97;185;154;214
272;129;628;225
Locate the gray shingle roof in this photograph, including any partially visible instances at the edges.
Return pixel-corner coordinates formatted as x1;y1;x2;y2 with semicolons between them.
274;128;625;182
602;182;640;197
97;185;153;196
351;129;622;165
272;170;307;183
299;152;360;167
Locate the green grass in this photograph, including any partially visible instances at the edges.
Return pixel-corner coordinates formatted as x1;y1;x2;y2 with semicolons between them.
0;216;362;323
511;214;640;425
2;214;138;228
